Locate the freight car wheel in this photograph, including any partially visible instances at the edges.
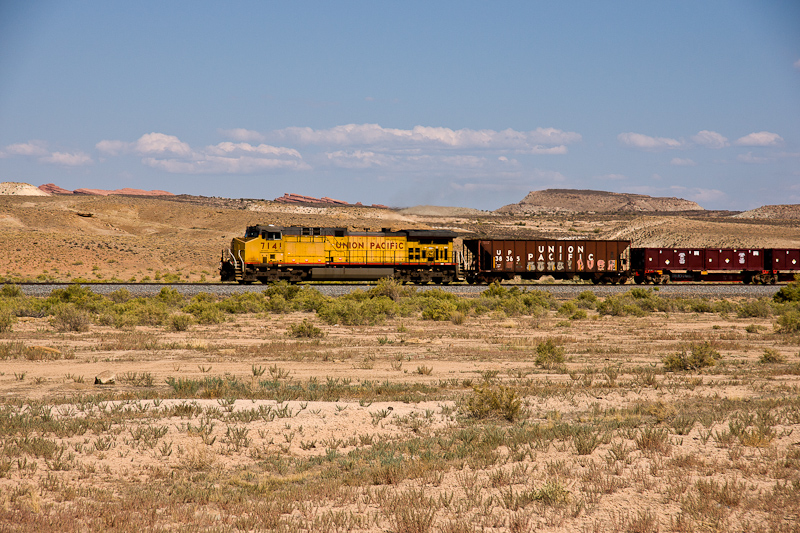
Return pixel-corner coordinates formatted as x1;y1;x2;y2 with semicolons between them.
634;276;644;284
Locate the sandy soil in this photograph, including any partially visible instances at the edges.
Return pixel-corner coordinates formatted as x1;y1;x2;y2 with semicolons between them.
0;296;799;531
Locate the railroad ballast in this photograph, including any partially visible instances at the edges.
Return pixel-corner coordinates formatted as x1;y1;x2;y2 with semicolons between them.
220;225;800;285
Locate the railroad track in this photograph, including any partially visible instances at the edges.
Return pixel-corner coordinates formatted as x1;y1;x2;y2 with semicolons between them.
9;282;785;299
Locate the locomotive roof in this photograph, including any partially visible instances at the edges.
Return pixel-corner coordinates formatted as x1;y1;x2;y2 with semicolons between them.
247;225;457;239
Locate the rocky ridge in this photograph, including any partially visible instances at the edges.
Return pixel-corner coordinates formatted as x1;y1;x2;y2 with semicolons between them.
36;183;173;196
735;205;800;220
497;189;703;214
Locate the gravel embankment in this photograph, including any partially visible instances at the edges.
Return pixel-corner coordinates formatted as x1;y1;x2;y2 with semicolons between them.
14;283;784;300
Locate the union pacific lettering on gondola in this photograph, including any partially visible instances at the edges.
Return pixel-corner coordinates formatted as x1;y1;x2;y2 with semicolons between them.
461;239;630;284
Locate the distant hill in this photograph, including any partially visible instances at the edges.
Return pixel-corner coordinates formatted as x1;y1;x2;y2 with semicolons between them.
0;182;50;196
37;183;173;196
734;205;800;220
497;189;703;214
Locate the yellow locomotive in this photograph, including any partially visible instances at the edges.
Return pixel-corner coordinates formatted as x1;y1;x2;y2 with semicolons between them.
220;225;459;283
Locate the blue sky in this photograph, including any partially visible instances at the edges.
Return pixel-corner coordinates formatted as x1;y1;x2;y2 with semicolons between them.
1;1;798;210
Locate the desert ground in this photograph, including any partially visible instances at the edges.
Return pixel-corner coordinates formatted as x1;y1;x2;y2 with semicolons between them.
0;190;799;531
0;281;799;532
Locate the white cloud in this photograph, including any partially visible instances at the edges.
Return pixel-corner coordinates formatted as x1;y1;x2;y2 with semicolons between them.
142;154;306;174
0;141;49;157
596;173;627;181
97;133;309;174
1;141;92;166
324;150;394;169
40;151;93;166
691;130;728;149
218;128;266;143
618;132;683;150
135;133;192;156
734;131;784;147
95;140;130;156
205;142;301;159
670;157;697;166
684;188;727;204
271;124;580;152
737;152;770;164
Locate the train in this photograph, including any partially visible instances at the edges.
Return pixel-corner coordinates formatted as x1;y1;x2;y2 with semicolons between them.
220;224;800;285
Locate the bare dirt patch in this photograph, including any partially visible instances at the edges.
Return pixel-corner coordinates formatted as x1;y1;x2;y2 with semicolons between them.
1;286;799;531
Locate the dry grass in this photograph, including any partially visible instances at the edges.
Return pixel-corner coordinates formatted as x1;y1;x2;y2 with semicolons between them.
0;288;799;532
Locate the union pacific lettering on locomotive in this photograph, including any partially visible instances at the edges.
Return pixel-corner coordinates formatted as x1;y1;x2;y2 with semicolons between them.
220;225;800;285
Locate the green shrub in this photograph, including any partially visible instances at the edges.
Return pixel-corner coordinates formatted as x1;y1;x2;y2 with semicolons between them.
760;348;785;364
575;290;597;309
421;299;457;321
0;285;23;298
570;309;588;320
464;384;523;421
290;288;329;312
183;293;226;324
737;298;772;318
663;341;720;371
482;281;508;298
521;290;556;311
558;301;577;316
47;284;106;313
288;319;324;338
774;275;800;303
108;288;132;303
535;339;565;368
266;294;290;314
0;310;16;332
368;277;414;301
597;295;625;316
51;304;91;332
111;298;171;327
264;281;301;301
168;313;194;332
217;292;266;314
157;287;184;306
191;304;226;325
776;310;800;334
317;297;394;325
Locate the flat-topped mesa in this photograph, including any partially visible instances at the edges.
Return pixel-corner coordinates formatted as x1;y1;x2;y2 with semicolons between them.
497;188;703;214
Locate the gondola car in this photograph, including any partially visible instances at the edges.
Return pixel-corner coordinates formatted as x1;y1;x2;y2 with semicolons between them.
462;239;630;284
630;248;776;284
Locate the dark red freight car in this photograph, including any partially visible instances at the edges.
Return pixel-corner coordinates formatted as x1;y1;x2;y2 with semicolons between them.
630;248;769;283
462;239;631;284
765;249;800;283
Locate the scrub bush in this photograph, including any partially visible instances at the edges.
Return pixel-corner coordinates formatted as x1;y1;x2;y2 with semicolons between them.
535;339;565;368
464;384;522;421
663;341;720;371
288;319;324;338
51;304;91;332
774;275;800;303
